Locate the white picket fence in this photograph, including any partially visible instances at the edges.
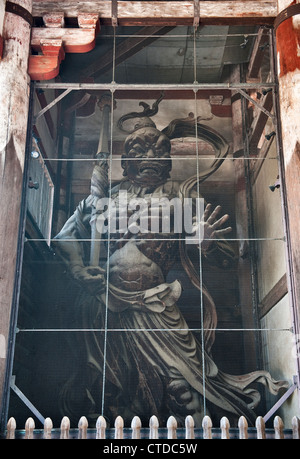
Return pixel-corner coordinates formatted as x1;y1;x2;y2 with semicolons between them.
4;414;300;439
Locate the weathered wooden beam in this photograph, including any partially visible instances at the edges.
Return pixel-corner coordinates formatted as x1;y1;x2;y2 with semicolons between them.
250;134;274;184
248;89;273;154
247;27;270;79
259;274;288;318
32;1;278;25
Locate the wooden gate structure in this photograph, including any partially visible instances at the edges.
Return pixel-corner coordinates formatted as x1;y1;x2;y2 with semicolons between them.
1;1;300;438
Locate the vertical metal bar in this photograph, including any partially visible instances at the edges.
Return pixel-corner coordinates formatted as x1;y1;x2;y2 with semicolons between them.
0;81;35;433
192;25;206;416
47;180;54;246
194;88;206;416
101;22;116;415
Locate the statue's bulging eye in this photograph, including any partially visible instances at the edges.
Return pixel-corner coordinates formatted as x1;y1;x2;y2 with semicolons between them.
128;144;145;157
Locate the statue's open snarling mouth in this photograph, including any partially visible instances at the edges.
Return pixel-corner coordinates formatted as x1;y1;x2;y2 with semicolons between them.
138;161;164;175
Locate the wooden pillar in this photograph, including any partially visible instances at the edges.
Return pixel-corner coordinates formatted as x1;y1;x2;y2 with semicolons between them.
0;0;5;58
275;1;300;380
0;0;32;407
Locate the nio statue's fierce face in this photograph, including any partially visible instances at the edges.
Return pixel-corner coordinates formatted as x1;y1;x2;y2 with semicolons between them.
122;126;172;187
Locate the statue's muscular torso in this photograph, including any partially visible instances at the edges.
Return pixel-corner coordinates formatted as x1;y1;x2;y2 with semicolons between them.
106;180;182;292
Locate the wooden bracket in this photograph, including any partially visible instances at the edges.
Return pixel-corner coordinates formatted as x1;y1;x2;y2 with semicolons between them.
28;39;65;80
28;13;100;80
31;25;98;54
43;12;65;28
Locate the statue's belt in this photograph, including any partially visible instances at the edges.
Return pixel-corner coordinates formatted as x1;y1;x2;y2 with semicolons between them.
99;280;182;313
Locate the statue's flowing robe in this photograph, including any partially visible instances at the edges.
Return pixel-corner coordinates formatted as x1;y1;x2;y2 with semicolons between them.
54;180;288;427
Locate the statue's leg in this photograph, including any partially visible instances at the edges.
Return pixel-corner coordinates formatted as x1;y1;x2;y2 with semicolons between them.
164;376;207;426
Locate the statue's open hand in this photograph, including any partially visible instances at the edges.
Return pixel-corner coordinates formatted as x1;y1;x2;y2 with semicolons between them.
72;265;106;295
193;203;232;252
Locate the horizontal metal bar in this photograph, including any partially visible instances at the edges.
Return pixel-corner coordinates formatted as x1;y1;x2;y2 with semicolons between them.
16;328;291;333
25;237;286;242
38;156;279;161
99;33;261;39
34;82;277;91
